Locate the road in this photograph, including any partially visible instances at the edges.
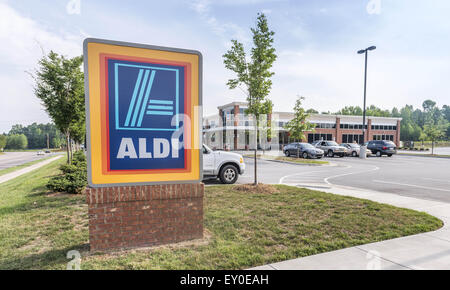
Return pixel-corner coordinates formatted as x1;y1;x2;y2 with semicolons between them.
0;152;51;170
207;154;450;204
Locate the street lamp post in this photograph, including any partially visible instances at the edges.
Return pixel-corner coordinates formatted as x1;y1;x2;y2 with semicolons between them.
358;46;376;145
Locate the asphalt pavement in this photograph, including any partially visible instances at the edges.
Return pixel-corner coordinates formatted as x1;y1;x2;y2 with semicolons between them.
231;154;450;204
0;152;51;170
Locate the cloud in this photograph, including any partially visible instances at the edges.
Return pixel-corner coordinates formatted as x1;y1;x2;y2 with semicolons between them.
0;2;83;133
190;0;250;45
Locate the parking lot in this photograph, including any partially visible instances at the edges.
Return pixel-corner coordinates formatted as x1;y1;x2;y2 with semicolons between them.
232;154;450;203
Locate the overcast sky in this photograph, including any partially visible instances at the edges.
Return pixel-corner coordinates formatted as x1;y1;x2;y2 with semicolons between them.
1;0;449;133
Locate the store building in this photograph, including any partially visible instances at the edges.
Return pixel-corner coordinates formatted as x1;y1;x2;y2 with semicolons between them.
203;102;402;150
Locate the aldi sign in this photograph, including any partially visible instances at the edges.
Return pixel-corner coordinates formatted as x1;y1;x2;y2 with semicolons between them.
84;39;202;187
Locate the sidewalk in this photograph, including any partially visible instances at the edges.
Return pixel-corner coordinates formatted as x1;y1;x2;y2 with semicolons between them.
0;155;63;184
251;184;450;270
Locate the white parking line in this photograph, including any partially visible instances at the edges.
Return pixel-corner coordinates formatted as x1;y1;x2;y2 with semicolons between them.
278;166;352;184
422;178;450;184
373;180;450;192
279;170;331;184
324;166;380;185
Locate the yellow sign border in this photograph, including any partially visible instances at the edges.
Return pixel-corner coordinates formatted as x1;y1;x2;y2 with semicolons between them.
84;39;202;187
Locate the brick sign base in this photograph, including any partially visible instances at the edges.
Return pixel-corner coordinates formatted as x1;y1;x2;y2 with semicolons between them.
85;183;204;252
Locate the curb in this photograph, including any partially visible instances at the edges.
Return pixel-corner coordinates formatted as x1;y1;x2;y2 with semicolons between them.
243;156;335;167
398;153;450;159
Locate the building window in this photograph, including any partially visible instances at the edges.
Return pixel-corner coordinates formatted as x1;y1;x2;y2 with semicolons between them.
341;123;367;130
309;133;333;142
343;134;364;144
373;135;394;141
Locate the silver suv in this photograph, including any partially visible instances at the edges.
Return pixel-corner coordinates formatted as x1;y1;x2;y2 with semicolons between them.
314;141;347;158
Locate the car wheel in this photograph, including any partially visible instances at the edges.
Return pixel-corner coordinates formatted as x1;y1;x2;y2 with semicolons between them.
302;152;308;159
285;150;290;157
219;165;239;184
376;151;382;157
328;150;334;158
388;154;393;157
352;151;357;157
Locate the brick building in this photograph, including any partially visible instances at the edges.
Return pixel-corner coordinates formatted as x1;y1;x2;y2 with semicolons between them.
203;102;402;150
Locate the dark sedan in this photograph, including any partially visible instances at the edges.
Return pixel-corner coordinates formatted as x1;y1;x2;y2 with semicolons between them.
284;143;325;159
367;140;397;157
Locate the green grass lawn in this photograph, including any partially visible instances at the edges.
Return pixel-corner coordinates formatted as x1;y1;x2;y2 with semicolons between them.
0;156;54;177
246;154;329;165
0;159;442;270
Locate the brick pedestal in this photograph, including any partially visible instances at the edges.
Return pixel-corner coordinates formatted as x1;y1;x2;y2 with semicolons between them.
85;183;204;252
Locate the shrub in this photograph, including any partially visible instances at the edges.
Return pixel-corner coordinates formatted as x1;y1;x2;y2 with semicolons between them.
47;151;87;194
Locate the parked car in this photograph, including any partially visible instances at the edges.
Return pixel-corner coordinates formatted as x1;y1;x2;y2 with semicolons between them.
367;140;397;157
45;150;51;154
202;144;245;184
284;142;324;159
340;143;371;157
314;141;347;157
37;151;45;156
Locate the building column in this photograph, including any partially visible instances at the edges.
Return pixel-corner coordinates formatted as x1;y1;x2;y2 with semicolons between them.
234;105;239;150
219;109;224;150
396;120;401;147
335;117;341;143
366;119;372;143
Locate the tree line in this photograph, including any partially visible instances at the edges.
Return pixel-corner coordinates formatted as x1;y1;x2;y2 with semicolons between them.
0;123;65;150
330;100;450;142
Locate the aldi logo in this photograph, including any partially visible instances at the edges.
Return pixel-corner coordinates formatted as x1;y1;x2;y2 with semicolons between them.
84;39;202;187
114;62;181;131
107;58;185;172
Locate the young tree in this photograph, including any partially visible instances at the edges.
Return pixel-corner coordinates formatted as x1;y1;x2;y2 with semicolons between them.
32;52;84;163
223;13;277;185
0;135;7;151
284;97;315;157
422;119;448;154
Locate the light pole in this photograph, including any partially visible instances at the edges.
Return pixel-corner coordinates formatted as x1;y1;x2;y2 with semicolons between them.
357;46;376;145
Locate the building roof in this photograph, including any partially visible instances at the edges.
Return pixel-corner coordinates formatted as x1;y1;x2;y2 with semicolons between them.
212;101;402;122
217;102;248;110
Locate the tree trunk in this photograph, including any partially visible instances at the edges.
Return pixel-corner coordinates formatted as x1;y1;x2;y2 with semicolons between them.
70;139;73;162
66;133;70;164
254;121;258;186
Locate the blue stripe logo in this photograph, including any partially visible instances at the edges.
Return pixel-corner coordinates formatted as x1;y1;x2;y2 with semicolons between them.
115;63;180;131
